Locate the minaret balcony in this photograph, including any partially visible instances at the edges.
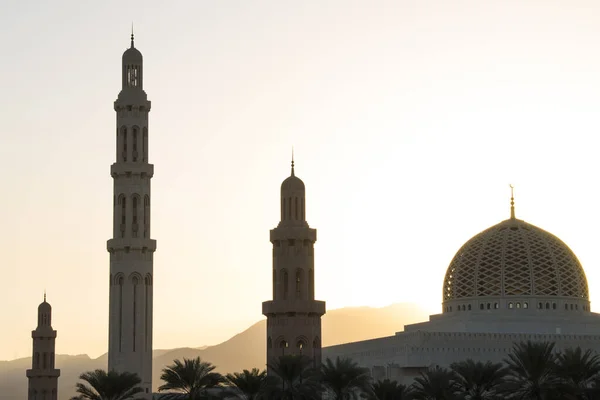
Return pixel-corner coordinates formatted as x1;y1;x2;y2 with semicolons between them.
262;300;326;316
107;238;157;252
270;227;317;242
111;163;154;178
26;369;60;378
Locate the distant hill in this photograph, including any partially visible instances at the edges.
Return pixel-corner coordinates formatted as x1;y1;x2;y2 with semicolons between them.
0;303;429;400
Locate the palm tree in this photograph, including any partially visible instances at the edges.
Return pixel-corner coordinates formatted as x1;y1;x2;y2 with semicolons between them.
503;340;572;400
411;366;459;400
70;369;144;400
450;359;507;400
555;347;600;399
263;354;321;400
225;368;267;400
158;357;226;400
320;357;373;400
372;379;413;400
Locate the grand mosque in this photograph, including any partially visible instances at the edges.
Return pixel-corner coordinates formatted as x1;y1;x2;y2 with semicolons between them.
22;35;600;398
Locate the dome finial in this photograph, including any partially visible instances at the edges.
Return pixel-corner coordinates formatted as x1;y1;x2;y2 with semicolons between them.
291;146;295;176
510;184;515;219
131;23;135;48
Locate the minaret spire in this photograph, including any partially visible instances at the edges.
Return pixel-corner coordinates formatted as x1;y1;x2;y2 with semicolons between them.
130;23;134;48
291;147;295;176
510;184;515;219
43;290;46;302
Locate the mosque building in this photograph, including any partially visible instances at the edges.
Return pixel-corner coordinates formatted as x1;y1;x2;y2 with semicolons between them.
322;191;600;384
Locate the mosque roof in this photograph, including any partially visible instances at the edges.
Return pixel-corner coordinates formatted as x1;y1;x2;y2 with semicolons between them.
442;212;589;302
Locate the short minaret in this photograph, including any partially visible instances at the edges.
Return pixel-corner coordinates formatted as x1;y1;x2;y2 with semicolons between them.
26;294;60;400
106;32;156;397
262;159;326;368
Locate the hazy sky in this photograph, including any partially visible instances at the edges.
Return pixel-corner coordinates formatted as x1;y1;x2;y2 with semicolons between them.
3;0;600;361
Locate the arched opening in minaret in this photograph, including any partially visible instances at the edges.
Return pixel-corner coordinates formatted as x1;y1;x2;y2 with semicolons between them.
132;126;139;162
132;195;139;238
127;65;139;87
281;197;285;221
295;197;298;220
118;275;124;352
120;196;127;238
296;340;306;356
143;195;150;238
142;127;148;162
34;352;39;369
145;274;152;352
132;276;139;352
282;269;289;300
280;340;288;356
295;269;303;300
301;198;304;220
121;127;128;162
309;269;314;300
288;198;292;219
43;352;47;368
272;269;277;300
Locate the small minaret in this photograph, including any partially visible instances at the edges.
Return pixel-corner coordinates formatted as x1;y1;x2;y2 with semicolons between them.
106;32;156;397
262;158;326;368
26;294;60;400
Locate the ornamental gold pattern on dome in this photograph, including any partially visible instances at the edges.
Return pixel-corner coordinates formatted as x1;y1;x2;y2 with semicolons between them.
443;219;589;301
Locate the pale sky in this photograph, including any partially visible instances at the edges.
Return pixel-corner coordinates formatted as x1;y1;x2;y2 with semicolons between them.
3;0;600;361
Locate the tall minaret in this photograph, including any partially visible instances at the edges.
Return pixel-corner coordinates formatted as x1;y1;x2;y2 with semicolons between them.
106;32;156;397
262;158;326;368
26;294;60;400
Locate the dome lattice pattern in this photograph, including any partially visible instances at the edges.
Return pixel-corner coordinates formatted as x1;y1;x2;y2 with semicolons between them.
443;219;589;301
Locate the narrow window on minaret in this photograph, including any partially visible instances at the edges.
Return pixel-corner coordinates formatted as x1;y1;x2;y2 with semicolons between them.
132;196;138;238
145;275;150;352
309;269;314;299
133;276;138;352
142;127;148;162
144;196;150;238
282;270;289;300
43;353;47;368
273;270;277;300
301;198;304;220
288;198;292;219
118;276;124;352
281;198;285;220
34;352;39;369
295;197;298;220
120;197;126;238
121;127;128;162
132;127;138;162
296;269;302;299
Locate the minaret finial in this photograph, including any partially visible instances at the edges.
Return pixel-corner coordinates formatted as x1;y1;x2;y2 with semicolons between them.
510;184;515;219
131;23;134;48
43;289;46;302
291;146;295;176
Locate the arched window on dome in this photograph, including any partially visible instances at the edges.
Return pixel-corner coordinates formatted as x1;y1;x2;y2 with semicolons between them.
538;302;543;309
494;302;499;309
570;304;574;310
487;303;491;310
576;304;579;310
565;304;569;310
523;302;528;309
545;302;550;310
467;304;471;310
553;303;557;310
508;302;513;309
516;302;521;309
480;304;484;310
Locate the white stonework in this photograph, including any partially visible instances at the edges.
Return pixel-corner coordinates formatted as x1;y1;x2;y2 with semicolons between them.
26;295;60;400
107;34;156;397
323;210;600;385
263;161;326;368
